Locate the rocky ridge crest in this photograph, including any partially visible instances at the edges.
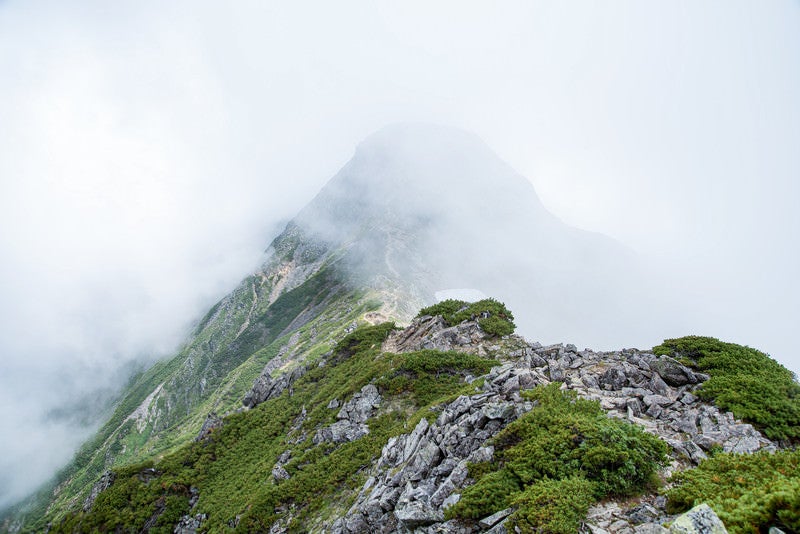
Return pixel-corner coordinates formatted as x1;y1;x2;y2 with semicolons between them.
323;315;774;533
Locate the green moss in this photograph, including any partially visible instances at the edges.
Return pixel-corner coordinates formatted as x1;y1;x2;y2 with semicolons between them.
666;449;800;533
653;336;800;442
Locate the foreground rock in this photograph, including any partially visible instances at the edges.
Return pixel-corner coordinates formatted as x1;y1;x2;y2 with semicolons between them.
669;504;728;534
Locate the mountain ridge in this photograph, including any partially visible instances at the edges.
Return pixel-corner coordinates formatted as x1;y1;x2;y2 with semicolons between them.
2;124;772;532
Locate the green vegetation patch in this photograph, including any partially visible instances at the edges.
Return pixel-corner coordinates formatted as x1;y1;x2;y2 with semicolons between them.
510;476;597;534
417;298;516;337
50;322;497;533
446;383;668;532
653;336;800;442
377;349;499;406
666;449;800;534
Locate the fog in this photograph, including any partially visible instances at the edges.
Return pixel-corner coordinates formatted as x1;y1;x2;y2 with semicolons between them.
1;0;799;511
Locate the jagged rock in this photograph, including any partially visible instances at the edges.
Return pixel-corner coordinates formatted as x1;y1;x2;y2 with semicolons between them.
314;420;369;444
643;394;673;407
303;319;777;533
314;385;381;444
548;359;565;381
627;398;644;418
272;464;290;481
628;503;661;525
337;384;381;424
195;412;223;441
600;367;628;390
669;504;728;534
243;365;307;408
479;508;513;529
82;470;115;511
650;357;700;387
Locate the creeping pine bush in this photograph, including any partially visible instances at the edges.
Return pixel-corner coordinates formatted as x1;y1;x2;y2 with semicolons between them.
654;336;800;442
446;383;668;533
667;449;800;534
417;298;516;337
511;477;597;534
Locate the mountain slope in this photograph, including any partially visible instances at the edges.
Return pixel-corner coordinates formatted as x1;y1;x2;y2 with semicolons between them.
3;123;667;530
34;310;794;533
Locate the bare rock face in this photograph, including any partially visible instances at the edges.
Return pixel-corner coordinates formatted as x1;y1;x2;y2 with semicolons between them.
314;385;382;444
243;365;307;409
82;470;115;512
194;412;223;441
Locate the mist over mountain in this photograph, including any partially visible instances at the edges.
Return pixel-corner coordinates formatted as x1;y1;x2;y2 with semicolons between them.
295;123;670;348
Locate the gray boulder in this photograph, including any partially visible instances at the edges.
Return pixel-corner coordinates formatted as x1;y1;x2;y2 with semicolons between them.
669;504;728;534
650;357;700;387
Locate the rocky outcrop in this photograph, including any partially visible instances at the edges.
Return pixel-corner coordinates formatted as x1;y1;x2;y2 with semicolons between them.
383;316;489;354
243;363;307;409
324;317;774;533
82;470;115;512
173;513;207;534
194;412;223;441
331;361;546;533
314;385;382;444
669;504;728;534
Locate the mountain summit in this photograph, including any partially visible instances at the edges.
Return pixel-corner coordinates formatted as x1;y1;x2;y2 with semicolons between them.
293;123;650;346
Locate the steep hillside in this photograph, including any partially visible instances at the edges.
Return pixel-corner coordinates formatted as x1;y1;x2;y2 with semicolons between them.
2;225;394;531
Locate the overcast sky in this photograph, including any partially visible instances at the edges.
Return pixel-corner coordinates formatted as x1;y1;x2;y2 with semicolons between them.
1;0;799;510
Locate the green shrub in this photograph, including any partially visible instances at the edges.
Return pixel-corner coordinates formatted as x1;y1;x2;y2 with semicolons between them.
510;477;597;534
447;384;668;527
653;336;800;442
417;298;515;337
377;349;498;406
666;449;800;533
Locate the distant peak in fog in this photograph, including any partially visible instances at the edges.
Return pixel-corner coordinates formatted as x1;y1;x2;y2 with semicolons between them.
283;123;662;351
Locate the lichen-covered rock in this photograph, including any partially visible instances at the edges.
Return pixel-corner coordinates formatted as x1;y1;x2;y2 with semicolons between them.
669;504;728;534
649;357;701;387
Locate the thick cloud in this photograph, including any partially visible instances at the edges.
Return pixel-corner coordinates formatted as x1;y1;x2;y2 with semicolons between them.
1;0;798;510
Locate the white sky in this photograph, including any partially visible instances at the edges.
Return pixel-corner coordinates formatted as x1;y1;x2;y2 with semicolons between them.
0;0;799;509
